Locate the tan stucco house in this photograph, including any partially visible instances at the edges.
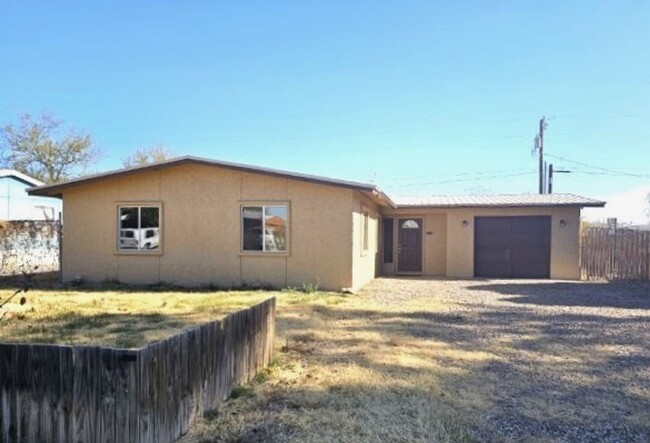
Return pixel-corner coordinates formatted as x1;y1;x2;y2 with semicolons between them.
29;157;605;291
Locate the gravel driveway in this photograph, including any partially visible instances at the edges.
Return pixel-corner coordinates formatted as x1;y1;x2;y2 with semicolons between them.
360;277;650;443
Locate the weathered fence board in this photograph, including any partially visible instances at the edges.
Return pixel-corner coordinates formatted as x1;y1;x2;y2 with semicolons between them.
581;228;650;280
0;297;276;443
115;349;138;443
137;346;154;443
73;346;99;443
17;344;31;441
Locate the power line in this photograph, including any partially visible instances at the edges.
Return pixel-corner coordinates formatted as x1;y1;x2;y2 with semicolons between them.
571;170;650;178
546;154;650;178
387;167;533;182
383;171;537;188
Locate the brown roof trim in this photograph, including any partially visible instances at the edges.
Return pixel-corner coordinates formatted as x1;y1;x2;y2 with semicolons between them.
395;202;606;209
392;193;606;209
28;156;396;207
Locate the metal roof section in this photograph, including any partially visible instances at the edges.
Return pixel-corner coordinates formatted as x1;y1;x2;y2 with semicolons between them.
27;156;396;207
0;169;44;187
393;193;606;208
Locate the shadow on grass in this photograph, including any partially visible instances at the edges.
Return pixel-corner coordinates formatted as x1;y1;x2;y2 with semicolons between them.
187;382;478;443
2;311;193;348
257;298;650;442
309;303;650;360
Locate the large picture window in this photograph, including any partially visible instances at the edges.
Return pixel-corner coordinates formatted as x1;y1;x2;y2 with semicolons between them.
118;205;160;251
242;205;288;252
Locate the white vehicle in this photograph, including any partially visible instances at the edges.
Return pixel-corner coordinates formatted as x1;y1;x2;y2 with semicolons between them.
119;228;159;250
140;228;159;249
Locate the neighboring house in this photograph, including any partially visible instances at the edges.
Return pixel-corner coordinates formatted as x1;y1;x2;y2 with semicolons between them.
28;157;605;291
0;170;62;221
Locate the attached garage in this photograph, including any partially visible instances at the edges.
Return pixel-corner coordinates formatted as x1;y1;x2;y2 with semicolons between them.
474;216;551;278
385;193;606;281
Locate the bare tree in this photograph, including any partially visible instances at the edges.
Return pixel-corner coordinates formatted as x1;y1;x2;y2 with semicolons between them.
121;146;176;168
646;193;650;221
0;112;99;184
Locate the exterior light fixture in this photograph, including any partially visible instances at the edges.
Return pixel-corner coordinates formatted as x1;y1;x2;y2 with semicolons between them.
462;220;469;227
559;219;567;227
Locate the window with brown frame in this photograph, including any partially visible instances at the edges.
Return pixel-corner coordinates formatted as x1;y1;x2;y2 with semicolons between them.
241;205;288;252
118;205;161;251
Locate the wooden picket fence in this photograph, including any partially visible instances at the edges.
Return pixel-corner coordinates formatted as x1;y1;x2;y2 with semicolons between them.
581;227;650;280
0;297;276;443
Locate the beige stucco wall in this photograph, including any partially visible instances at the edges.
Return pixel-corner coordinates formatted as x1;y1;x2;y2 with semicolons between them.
444;206;581;280
351;192;380;290
60;162;582;290
382;206;581;280
381;210;447;276
61;163;358;290
423;213;447;276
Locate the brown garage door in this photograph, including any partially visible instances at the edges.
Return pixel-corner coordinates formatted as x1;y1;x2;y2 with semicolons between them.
474;216;551;278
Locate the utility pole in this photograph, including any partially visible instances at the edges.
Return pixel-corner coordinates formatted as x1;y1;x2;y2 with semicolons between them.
547;163;571;193
535;117;547;194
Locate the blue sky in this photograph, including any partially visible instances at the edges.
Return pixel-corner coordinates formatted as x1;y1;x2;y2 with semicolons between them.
1;1;649;217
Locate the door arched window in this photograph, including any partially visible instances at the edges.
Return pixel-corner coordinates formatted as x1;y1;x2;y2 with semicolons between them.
401;219;419;229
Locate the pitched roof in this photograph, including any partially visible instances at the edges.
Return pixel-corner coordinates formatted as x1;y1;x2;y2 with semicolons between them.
27;156;395;207
393;193;605;208
0;169;44;187
26;157;605;209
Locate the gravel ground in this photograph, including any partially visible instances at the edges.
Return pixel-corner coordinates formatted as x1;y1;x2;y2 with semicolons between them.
360;277;650;443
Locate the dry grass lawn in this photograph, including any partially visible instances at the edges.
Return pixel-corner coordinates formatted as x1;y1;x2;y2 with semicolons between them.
2;276;648;441
179;278;650;443
176;283;483;442
0;282;279;348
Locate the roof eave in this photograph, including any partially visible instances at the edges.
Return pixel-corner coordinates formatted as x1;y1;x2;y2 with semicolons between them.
372;189;397;209
27;158;192;197
395;202;606;209
27;156;379;197
0;170;44;187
